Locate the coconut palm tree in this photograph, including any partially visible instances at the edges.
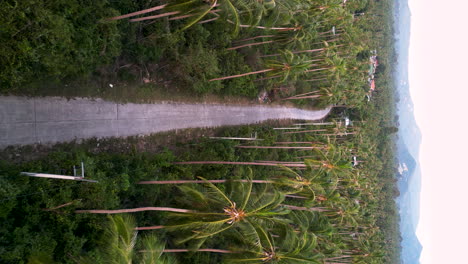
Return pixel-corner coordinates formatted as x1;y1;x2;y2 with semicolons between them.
112;178;289;251
78;215;177;264
228;15;319;50
226;224;322;263
306;145;353;177
209;51;310;82
107;0;240;33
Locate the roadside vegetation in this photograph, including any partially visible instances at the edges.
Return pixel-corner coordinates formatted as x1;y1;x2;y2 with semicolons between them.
3;0;390;107
0;0;400;263
0;114;399;263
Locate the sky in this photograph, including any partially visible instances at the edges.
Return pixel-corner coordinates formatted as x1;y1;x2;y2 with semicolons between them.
408;0;468;263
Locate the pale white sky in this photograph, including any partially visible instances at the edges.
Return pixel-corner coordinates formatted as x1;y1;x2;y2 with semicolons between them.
409;0;468;263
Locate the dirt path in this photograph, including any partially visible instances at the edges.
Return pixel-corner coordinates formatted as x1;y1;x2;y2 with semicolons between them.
0;96;331;148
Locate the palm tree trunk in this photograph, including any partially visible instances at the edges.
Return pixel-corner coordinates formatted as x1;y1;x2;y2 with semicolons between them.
325;255;353;261
164;249;233;253
168;9;221;21
107;4;167;21
42;200;80;211
138;179;273;184
198;16;219;24
135;225;165;230
320;132;357;136
129;11;180;22
233;35;276;43
236;146;319;150
261;46;344;58
275;141;324;145
76;207;193;214
304;59;325;63
294;45;344;55
283;95;323;100
284;129;329;134
228;40;275;50
254;160;304;164
272;127;303;130
282;90;321;100
209;69;274;81
140;249;234;253
238;24;299;31
285;194;308;199
293;122;334;126
173;161;306;167
305;67;330;73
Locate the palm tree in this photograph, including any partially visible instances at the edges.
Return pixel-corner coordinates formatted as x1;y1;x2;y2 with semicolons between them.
226;224;322;263
150;178;290;249
282;87;334;102
209;51;310;82
107;0;238;32
305;54;348;83
78;215;177;264
306;145;353;177
289;210;335;237
228;17;318;50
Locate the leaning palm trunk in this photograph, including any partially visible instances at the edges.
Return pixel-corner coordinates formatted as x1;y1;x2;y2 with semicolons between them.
209;69;274;81
236;146;321;150
281;90;321;100
228;40;276;50
292;90;322;97
135;225;165;230
138;179;272;184
305;67;330;73
294;122;334;126
228;20;300;31
168;9;221;21
262;45;345;58
320;132;358;136
283;95;323;100
129;11;180;22
284;129;329;134
43;200;80;211
140;249;234;253
107;4;167;21
76;207;192;214
173;161;307;167
285;194;308;199
233;35;276;43
238;25;299;30
272;127;303;130
254;160;304;164
198;16;219;24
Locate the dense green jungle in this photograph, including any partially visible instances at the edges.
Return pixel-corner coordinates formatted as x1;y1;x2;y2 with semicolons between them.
0;0;400;263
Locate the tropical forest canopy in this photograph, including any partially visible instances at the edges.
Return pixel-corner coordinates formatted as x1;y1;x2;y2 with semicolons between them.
0;0;400;263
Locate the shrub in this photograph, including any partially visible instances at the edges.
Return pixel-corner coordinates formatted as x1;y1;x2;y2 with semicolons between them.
0;0;121;91
178;43;223;94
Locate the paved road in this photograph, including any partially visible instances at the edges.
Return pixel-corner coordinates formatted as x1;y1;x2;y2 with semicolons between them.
0;96;330;148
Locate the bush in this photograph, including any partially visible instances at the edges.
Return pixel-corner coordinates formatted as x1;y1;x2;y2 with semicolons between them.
0;0;121;91
178;43;223;94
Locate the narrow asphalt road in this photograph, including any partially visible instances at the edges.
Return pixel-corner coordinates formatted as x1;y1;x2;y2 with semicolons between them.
0;96;331;148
